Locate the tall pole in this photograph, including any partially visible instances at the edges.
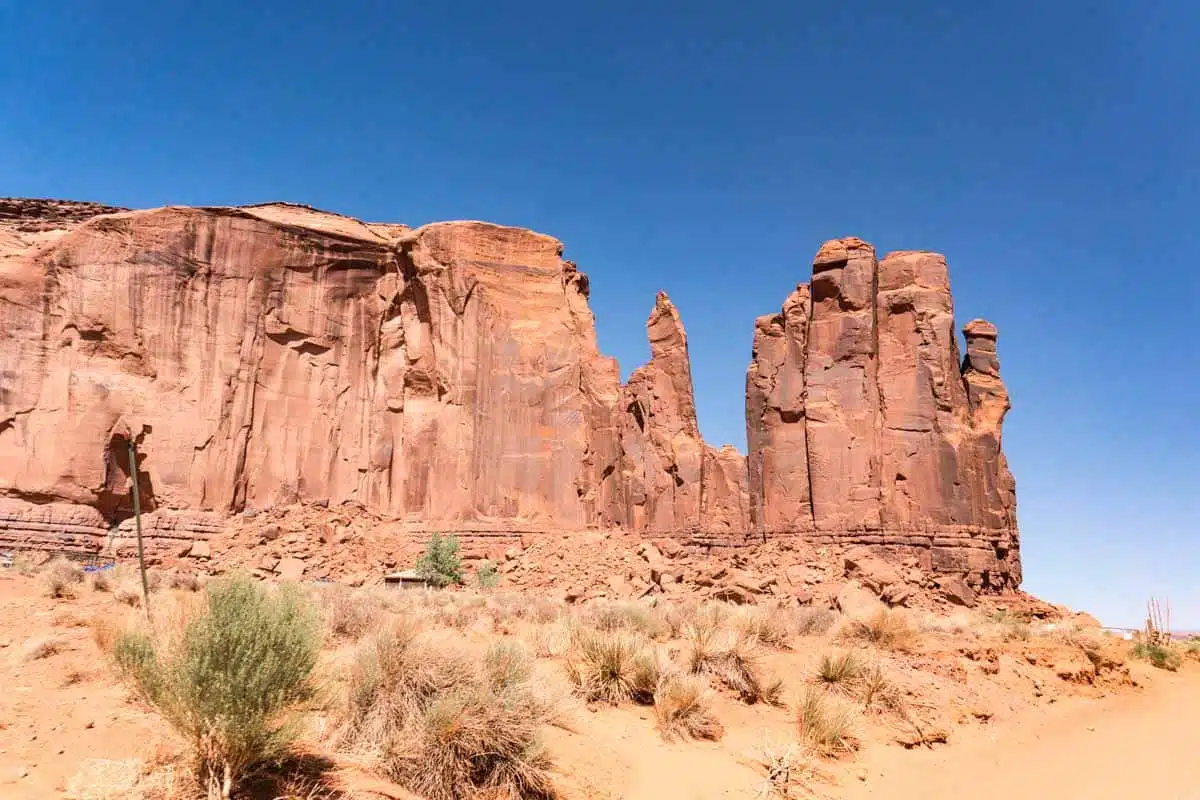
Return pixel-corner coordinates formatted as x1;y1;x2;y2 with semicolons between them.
128;439;150;617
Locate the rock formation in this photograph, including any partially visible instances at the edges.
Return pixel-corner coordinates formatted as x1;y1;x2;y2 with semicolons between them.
0;199;1017;589
745;240;1019;589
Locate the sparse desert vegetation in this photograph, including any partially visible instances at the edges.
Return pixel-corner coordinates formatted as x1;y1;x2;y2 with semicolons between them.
0;555;1193;799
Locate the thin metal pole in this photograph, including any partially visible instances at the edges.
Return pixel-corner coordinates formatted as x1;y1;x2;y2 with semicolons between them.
128;439;150;617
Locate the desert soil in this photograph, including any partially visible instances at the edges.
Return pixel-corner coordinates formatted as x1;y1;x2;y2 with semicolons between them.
2;569;1197;800
844;669;1200;800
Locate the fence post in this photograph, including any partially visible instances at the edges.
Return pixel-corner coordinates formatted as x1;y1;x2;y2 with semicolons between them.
127;439;150;617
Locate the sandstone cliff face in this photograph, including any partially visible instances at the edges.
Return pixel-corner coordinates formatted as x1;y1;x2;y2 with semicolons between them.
745;239;1019;588
0;199;1017;589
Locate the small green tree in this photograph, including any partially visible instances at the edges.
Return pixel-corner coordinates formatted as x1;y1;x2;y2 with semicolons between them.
475;559;500;590
111;574;320;799
415;533;464;588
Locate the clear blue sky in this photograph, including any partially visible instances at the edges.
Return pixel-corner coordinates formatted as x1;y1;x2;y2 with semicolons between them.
2;2;1196;628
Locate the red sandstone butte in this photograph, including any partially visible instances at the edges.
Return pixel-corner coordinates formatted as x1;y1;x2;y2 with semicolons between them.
0;200;1018;589
746;240;1019;589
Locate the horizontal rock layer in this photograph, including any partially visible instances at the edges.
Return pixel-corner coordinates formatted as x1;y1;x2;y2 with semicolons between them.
0;199;1018;588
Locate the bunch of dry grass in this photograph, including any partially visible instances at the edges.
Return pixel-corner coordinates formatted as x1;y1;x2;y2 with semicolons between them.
815;650;863;693
24;634;66;661
323;586;387;641
115;583;144;607
589;601;670;640
839;608;916;651
337;624;559;800
168;571;203;592
856;662;902;712
793;607;838;636
797;687;859;754
525;622;573;658
684;625;783;705
751;737;817;799
653;673;724;742
734;605;792;650
89;567;115;592
42;556;84;599
564;629;660;705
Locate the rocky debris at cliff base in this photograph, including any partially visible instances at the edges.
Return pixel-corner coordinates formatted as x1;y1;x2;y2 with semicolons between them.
143;503;1053;617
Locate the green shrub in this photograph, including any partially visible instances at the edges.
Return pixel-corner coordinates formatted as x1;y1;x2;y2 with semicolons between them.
416;534;465;588
1132;641;1183;671
109;574;320;799
475;560;500;590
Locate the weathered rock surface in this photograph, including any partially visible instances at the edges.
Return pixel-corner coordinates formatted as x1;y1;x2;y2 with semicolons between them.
746;239;1019;589
0;199;1018;591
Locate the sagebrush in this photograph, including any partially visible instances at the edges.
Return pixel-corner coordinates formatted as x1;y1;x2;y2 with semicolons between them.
109;574;321;799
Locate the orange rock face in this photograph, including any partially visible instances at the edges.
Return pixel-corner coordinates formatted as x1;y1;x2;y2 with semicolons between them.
745;240;1019;589
0;201;1017;589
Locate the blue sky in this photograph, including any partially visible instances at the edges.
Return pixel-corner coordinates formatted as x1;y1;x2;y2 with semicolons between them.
2;2;1196;627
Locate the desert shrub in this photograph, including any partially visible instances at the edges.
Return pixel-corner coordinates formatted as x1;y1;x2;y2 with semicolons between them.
114;580;144;606
1132;641;1183;671
857;662;902;711
653;673;724;742
1001;620;1032;641
169;571;203;592
590;601;670;640
42;556;84;598
108;574;320;799
475;560;500;590
415;534;464;588
815;650;863;692
485;641;534;692
840;608;916;651
338;624;557;800
564;629;660;705
323;586;386;641
734;605;792;650
685;626;782;705
793;607;838;636
89;567;115;592
797;687;859;754
24;634;66;661
525;622;572;658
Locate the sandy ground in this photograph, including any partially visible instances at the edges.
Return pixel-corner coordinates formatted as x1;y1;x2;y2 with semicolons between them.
1;568;1197;800
844;669;1200;800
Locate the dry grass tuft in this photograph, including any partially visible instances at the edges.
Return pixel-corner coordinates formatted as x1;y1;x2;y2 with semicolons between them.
751;737;816;799
337;623;559;800
24;634;66;661
815;650;863;693
797;687;859;754
653;673;724;742
525;622;572;658
857;662;903;712
564;629;660;705
115;584;143;607
734;605;792;650
485;640;534;692
89;568;115;592
793;607;839;637
839;608;916;651
323;586;387;641
685;626;783;705
42;556;85;599
589;601;670;640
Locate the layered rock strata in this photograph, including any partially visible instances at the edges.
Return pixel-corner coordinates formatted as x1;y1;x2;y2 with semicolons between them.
745;240;1019;588
0;199;1017;588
